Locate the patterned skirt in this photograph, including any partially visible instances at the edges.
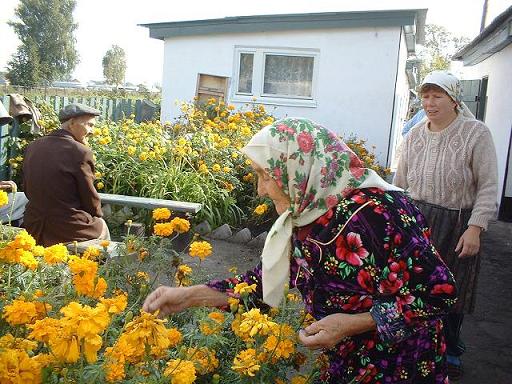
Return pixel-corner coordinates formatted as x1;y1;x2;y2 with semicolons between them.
413;200;481;314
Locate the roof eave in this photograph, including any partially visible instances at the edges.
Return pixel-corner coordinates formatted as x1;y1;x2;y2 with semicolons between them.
453;5;512;66
140;9;427;42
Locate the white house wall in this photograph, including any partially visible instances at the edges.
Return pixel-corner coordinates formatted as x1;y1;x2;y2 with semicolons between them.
161;27;403;165
459;44;512;202
389;30;410;170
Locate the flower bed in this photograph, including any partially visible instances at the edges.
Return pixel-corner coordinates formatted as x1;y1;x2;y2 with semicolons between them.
0;207;319;383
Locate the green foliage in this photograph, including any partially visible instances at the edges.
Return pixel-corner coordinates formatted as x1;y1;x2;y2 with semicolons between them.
6;0;79;86
419;24;470;82
102;45;127;87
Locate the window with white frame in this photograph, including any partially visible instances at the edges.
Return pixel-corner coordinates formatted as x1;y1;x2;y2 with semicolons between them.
233;47;319;107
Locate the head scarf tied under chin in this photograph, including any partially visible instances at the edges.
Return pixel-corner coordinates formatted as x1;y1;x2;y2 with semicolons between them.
421;70;475;119
241;117;401;307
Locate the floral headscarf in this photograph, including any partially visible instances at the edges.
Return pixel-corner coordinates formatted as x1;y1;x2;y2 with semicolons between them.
241;118;401;306
421;70;475;119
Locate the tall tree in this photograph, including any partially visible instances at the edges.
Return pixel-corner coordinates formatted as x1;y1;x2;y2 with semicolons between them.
102;45;127;87
418;24;470;81
6;0;79;86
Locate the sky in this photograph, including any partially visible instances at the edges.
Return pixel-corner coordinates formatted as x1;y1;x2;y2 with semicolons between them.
0;0;510;86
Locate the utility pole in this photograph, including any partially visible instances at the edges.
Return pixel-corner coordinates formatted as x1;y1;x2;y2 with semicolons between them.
480;0;489;32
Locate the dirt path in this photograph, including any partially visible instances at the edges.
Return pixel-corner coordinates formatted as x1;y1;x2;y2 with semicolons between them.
195;220;512;382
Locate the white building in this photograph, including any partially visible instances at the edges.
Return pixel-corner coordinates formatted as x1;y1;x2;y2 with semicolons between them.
453;5;512;221
142;9;426;167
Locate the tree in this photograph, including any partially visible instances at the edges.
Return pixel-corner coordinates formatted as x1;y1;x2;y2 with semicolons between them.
102;45;127;87
6;0;79;86
418;24;470;81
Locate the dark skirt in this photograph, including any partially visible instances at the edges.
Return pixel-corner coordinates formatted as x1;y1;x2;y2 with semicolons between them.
413;200;481;314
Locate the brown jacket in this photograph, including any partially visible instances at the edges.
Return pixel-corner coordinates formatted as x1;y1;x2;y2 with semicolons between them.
23;129;103;246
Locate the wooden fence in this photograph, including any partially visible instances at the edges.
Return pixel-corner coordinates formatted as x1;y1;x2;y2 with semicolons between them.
0;94;159;123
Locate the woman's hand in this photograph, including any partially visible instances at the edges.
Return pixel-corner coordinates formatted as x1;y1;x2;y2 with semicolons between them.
143;285;229;317
298;312;375;350
0;180;16;192
142;286;191;317
455;225;481;258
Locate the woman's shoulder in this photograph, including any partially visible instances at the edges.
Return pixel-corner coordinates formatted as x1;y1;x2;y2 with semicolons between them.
459;116;490;134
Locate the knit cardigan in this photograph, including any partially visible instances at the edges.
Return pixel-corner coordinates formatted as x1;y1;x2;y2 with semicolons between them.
394;113;498;230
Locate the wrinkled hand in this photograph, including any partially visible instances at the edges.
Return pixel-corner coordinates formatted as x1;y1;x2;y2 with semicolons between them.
0;180;16;192
142;286;190;317
298;313;375;350
455;226;481;258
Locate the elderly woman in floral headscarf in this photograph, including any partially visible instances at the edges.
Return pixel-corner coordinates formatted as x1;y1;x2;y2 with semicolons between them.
394;70;498;380
144;117;457;383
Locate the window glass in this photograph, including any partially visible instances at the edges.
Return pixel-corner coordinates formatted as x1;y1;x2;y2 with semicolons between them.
237;53;254;94
263;55;314;97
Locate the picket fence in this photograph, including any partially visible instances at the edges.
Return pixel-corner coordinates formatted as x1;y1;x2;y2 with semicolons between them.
0;94;159;123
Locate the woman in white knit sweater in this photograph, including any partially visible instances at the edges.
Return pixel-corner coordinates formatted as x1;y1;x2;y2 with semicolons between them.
394;70;498;380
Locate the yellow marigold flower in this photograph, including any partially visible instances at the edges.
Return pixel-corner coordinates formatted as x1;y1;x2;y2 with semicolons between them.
227;104;235;110
0;333;38;352
208;311;225;324
170;217;190;233
127;145;136;156
28;317;61;343
223;166;231;173
49;328;80;363
241;126;252;136
198;163;208;173
189;241;212;260
19;250;38;270
139;152;149;161
95;171;102;178
124;311;170;351
186;347;219;375
136;271;149;281
100;293;128;314
243;173;253;182
43;243;69;264
0;190;8;206
234;282;257;296
254;203;268;215
82;246;101;260
96;182;104;189
263;334;295;360
152;207;172;221
105;359;126;383
167;328;183;347
32;245;44;257
11;230;36;251
232;348;260;377
229;266;238;274
211;163;221;172
199;321;221;336
291;375;308;384
0;349;42;383
100;240;110;248
3;299;38;325
177;264;192;275
94;277;108;299
154;222;174;237
231;152;239;159
164;359;197;384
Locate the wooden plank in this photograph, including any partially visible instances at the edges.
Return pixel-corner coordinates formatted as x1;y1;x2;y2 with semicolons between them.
99;193;202;213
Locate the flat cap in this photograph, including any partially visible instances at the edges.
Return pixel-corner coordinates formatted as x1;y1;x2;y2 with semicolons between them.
59;103;101;123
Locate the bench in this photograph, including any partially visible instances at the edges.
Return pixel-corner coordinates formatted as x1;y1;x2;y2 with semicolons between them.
98;193;202;214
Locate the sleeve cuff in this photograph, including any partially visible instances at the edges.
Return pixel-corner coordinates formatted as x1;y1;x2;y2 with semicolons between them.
468;215;490;231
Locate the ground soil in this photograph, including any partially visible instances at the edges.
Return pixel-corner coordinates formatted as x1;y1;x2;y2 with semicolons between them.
194;219;512;383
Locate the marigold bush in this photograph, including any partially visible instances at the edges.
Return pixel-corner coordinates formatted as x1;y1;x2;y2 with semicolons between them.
0;209;320;383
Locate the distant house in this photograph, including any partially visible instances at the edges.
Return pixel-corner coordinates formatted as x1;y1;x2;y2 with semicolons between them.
142;9;426;166
453;5;512;221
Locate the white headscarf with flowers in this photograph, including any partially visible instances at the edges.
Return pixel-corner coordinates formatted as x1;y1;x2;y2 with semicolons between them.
421;70;475;119
242;118;401;307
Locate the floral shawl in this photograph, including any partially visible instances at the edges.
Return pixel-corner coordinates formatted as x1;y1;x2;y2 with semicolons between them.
421;70;475;119
241;118;401;306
